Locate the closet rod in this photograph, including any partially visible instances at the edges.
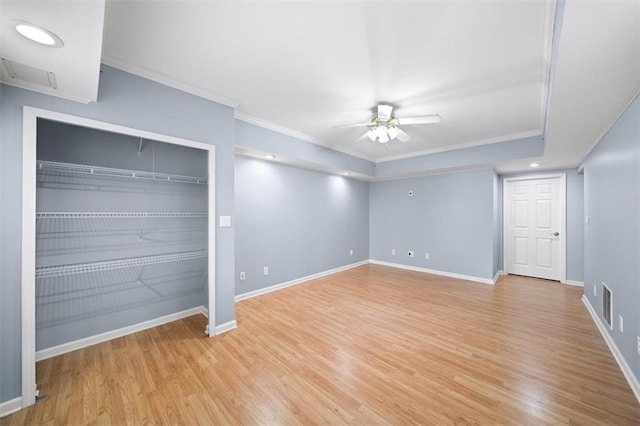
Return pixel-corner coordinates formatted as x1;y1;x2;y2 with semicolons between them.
37;160;208;185
36;250;208;279
36;212;208;219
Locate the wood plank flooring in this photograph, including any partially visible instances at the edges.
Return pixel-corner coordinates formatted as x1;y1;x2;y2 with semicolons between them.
3;264;639;424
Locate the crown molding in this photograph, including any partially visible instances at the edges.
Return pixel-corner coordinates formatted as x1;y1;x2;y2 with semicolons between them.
234;111;321;144
234;112;377;162
540;0;559;133
375;129;542;163
101;55;240;108
101;57;548;167
579;86;640;165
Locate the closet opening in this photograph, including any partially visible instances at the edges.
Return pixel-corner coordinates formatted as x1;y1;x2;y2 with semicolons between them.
21;107;216;408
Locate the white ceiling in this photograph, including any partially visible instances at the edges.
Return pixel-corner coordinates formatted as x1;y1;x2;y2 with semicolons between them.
1;1;638;174
496;0;640;174
0;0;105;103
102;1;554;162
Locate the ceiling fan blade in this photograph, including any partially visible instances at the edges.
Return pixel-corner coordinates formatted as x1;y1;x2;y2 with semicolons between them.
356;132;370;143
397;114;441;125
332;122;371;129
397;128;411;143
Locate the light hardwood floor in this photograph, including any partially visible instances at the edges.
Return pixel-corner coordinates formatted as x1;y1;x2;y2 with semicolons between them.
3;265;640;424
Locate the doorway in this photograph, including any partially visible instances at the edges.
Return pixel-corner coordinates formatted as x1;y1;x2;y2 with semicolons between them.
503;174;566;282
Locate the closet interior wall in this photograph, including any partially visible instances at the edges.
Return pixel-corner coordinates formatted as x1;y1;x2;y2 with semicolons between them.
35;119;208;351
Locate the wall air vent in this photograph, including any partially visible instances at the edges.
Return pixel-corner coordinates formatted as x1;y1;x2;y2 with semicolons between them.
602;283;612;329
1;58;57;89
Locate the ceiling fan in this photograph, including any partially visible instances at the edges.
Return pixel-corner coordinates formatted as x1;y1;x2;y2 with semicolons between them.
334;104;441;144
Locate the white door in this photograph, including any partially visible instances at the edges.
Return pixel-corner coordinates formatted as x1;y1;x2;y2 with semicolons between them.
504;176;565;281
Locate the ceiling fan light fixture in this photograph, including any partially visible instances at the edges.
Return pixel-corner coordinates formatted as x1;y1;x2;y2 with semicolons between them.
375;125;387;139
377;104;393;121
387;126;400;140
366;129;377;141
14;22;64;47
343;104;440;145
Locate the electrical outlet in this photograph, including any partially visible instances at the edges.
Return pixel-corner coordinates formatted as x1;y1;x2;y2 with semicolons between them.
240;271;245;281
425;253;430;260
349;249;353;256
263;266;269;275
391;249;396;255
619;315;623;333
407;250;414;258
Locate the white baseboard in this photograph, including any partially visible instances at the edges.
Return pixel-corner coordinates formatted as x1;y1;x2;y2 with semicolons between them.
0;397;22;418
215;320;238;335
36;306;206;362
566;280;584;287
493;270;505;284
370;260;495;285
235;260;369;302
198;307;237;335
582;295;640;403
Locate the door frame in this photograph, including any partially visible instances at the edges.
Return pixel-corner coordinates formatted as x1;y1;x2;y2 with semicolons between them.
502;173;567;283
21;106;216;408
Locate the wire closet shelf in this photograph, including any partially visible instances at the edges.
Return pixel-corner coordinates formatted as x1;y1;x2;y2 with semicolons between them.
37;160;208;185
36;212;208;219
35;250;208;279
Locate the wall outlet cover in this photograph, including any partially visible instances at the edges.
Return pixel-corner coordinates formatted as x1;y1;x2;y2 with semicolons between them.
240;272;245;281
425;253;430;260
619;315;623;332
391;249;396;255
263;266;269;275
349;249;353;256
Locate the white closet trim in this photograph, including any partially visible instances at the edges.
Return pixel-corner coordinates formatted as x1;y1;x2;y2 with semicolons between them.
21;106;217;411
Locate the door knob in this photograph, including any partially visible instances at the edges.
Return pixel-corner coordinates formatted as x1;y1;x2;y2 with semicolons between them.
551;232;559;237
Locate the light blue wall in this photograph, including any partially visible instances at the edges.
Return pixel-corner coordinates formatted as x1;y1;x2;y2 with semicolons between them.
375;136;544;178
236;120;375;176
235;156;369;296
0;66;236;403
369;169;496;280
499;169;584;282
582;95;640;382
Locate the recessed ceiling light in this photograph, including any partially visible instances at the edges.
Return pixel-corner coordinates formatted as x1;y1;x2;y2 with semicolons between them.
264;154;276;160
15;22;64;47
529;162;540;168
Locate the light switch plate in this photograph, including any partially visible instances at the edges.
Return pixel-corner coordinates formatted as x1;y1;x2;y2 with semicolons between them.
219;216;232;227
